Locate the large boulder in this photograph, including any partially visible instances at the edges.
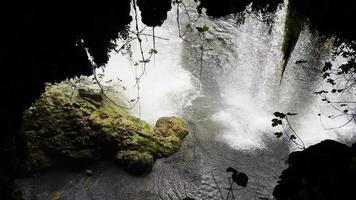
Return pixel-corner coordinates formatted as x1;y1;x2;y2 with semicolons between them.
22;84;189;175
273;140;356;200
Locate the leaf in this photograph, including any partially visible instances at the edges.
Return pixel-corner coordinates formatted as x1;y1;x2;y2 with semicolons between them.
271;119;282;127
232;172;248;187
149;48;158;54
314;90;328;95
322;62;332;72
139;59;150;63
286;112;297;116
185;23;192;30
323;73;330;79
273;112;286;118
274;132;283;138
327;79;336;85
226;167;238;173
196;25;209;33
226;167;248;187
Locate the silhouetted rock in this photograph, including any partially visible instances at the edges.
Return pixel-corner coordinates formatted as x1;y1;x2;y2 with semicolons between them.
273;140;356;200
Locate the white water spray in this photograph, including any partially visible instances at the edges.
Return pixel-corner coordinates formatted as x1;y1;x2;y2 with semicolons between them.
104;1;355;150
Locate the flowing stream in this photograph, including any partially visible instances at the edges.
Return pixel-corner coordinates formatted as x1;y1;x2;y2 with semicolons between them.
16;1;356;199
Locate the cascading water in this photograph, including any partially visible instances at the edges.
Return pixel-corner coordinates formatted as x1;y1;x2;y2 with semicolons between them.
16;1;356;200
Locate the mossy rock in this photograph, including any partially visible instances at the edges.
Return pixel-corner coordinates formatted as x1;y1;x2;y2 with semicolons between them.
22;84;189;174
116;150;155;174
154;117;189;140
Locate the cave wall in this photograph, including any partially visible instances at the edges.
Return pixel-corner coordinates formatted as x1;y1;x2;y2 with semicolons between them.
1;1;133;198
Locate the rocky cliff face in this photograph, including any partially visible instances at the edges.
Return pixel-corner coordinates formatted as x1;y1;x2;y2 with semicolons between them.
22;84;189;175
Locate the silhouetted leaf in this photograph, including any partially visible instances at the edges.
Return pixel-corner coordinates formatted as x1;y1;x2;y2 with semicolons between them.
274;112;286;118
323;73;330;79
232;172;248;187
287;113;297;116
314;90;328;95
272;118;283;127
322;62;332;72
327;79;336;85
226;167;238;173
139;59;150;63
274;132;283;138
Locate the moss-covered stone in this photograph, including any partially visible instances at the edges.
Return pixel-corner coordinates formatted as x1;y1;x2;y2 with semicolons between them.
116;150;154;174
154;117;189;140
22;84;189;174
50;191;62;200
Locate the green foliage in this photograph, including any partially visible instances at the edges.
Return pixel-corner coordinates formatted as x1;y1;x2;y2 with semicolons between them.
196;25;209;33
149;48;158;54
185;23;193;30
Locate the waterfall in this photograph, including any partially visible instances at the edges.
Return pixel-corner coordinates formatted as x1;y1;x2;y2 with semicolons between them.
106;1;355;150
104;6;199;124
